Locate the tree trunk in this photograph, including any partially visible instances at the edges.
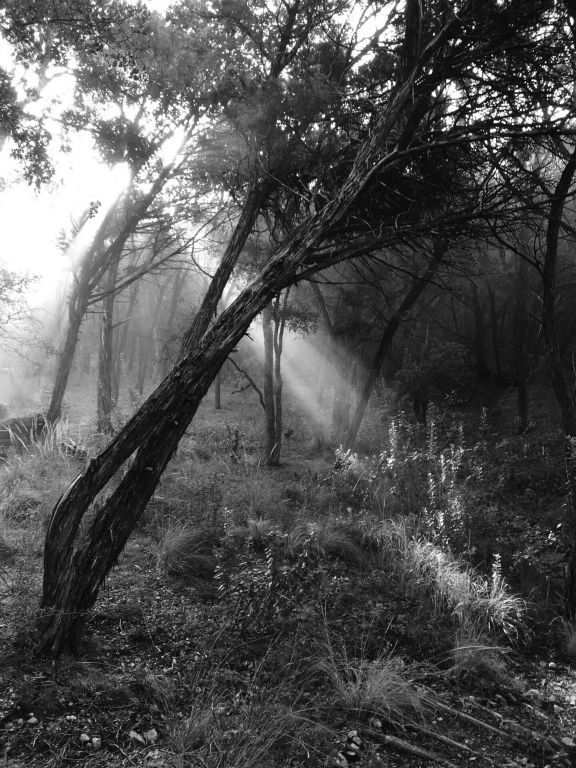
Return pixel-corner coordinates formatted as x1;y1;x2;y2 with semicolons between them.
487;284;504;385
36;23;464;654
540;146;576;617
271;291;289;465
181;183;272;356
96;261;119;433
46;285;90;424
160;267;187;379
345;240;446;449
262;303;277;463
136;337;151;396
310;283;350;442
514;251;530;433
472;284;489;380
112;277;140;407
214;369;222;409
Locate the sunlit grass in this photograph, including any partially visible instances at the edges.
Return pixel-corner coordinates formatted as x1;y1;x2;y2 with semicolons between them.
377;518;525;639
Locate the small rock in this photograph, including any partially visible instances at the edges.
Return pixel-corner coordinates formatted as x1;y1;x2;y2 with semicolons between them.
561;736;576;748
333;753;348;768
347;742;361;753
548;661;557;670
129;730;146;746
79;733;90;744
368;717;382;729
65;715;77;722
143;728;158;745
348;736;362;747
26;716;38;725
346;730;358;740
91;737;101;751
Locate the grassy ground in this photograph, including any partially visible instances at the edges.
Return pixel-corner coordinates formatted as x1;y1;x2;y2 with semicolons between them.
1;382;576;767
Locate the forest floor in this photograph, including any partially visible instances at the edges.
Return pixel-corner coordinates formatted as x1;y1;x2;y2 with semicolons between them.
1;382;576;768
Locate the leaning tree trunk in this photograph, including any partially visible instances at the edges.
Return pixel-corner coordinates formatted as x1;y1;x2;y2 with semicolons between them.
96;260;119;433
540;146;576;618
345;240;446;449
36;23;463;655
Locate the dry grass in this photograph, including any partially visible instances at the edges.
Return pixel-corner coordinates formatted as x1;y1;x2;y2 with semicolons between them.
315;629;424;725
157;524;217;581
449;633;509;683
165;662;300;768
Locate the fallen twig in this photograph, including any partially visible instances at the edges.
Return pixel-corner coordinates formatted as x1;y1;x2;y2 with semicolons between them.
359;727;461;768
408;722;487;758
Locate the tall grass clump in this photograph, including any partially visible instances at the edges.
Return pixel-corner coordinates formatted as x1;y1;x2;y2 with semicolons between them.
315;629;424;726
166;662;300;768
157;523;218;582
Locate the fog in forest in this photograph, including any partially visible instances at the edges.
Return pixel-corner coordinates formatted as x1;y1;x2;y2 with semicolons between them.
4;2;576;765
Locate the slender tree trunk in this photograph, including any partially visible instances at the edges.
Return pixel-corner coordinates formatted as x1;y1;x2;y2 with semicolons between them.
36;30;463;655
271;291;289;465
487;284;504;385
136;338;151;396
112;271;140;407
46;285;90;424
345;240;446;449
310;284;352;442
160;268;187;379
97;261;119;433
310;283;338;410
181;183;272;356
514;251;530;433
540;146;576;617
472;284;489;380
262;303;277;463
214;369;222;409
